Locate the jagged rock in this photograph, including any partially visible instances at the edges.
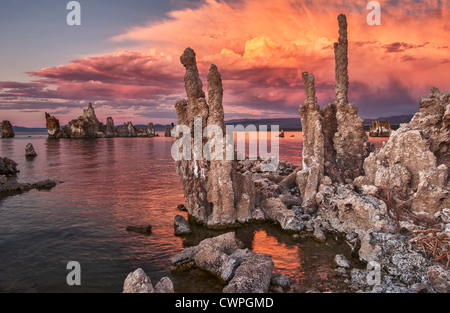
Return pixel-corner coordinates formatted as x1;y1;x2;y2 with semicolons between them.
170;233;275;293
45;113;62;139
174;48;255;228
1;120;15;138
0;157;19;175
260;197;305;232
427;265;450;293
220;249;248;283
334;254;350;268
123;268;154;293
223;251;274;293
126;225;152;235
279;166;302;189
411;165;450;218
170;232;246;282
369;120;392;137
154;277;175;293
106;117;115;137
316;185;398;252
174;215;192;236
116;122;137;137
123;268;174;293
313;221;327;243
270;273;291;292
147;123;156;137
62;103;104;139
357;88;450;219
194;244;230;279
170;246;199;271
165;123;175;137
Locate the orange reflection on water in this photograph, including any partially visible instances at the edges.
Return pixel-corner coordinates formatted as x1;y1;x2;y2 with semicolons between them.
251;229;303;280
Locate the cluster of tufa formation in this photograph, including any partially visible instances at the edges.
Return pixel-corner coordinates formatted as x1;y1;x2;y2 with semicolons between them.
297;14;371;212
355;87;449;219
61;103;103;139
174;48;255;228
1;120;15;138
369;120;392;137
45;104;157;139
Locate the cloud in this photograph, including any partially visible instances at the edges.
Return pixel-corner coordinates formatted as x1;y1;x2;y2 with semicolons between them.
1;0;450;126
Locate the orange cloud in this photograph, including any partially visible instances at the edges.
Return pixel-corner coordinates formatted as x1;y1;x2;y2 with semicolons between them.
1;0;449;126
115;0;450;111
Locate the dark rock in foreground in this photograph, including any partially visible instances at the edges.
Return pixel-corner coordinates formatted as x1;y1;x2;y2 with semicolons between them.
174;215;192;236
25;143;37;158
0;157;19;175
0;176;56;193
126;225;152;235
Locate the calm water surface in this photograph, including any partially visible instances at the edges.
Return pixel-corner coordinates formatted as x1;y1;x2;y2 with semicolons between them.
0;131;386;293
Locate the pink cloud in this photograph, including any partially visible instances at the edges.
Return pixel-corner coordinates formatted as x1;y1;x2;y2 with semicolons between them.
1;0;449;127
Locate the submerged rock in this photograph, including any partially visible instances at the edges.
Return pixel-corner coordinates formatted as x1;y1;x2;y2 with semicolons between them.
369;120;392;137
45;113;62;139
1;120;15;138
25;143;37;158
126;225;152;235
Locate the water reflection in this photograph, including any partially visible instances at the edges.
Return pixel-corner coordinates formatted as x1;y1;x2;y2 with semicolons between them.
0;132;387;293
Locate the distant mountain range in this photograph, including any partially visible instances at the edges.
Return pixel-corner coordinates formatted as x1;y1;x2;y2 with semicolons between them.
13;115;414;132
226;115;414;131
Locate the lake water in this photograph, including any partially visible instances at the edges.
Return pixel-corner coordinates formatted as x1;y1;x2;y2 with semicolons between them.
0;132;387;293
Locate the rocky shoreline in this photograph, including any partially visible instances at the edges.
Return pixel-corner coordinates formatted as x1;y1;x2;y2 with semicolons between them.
124;13;449;294
0;157;56;194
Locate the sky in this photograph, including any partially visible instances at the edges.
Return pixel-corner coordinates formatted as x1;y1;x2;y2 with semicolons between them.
0;0;449;127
